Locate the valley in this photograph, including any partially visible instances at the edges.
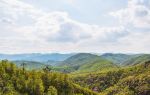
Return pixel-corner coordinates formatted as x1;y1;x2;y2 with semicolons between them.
0;53;150;95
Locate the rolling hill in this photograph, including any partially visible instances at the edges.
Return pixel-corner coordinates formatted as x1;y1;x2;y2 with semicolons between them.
0;60;98;95
0;53;150;95
59;53;101;66
12;60;45;70
123;54;150;65
73;60;150;95
56;53;118;73
101;53;138;65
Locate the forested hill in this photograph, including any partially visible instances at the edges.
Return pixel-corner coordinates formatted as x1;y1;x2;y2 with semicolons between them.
0;60;97;95
0;53;150;95
54;53;118;73
123;54;150;65
101;53;136;65
73;60;150;95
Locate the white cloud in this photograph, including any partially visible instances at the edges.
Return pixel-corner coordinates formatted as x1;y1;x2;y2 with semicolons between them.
110;0;150;28
0;0;150;53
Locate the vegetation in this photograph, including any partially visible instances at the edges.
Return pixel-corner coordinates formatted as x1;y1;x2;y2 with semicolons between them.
73;61;150;95
123;54;150;65
0;60;97;95
0;53;150;95
13;60;45;70
55;53;118;73
101;53;139;65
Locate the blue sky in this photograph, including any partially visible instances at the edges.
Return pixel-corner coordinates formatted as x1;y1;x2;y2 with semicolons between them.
22;0;127;26
0;0;150;54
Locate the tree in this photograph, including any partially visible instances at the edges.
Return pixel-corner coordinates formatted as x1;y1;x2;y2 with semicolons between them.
43;65;53;72
35;79;44;95
2;59;8;64
47;86;57;95
21;62;27;72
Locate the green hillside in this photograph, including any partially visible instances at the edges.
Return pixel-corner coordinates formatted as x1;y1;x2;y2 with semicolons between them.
73;61;150;95
0;55;150;95
73;58;118;74
123;54;150;65
59;53;101;66
13;60;45;70
101;53;138;65
0;60;97;95
56;53;118;73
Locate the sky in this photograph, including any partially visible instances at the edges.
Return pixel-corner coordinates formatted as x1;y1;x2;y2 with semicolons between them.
0;0;150;54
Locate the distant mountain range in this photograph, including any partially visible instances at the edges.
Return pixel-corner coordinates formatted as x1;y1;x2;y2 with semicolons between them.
0;53;150;72
0;53;74;62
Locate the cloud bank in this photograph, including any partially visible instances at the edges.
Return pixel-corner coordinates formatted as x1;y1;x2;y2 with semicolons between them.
0;0;150;53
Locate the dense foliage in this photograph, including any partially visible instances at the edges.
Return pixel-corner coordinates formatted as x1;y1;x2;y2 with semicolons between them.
73;61;150;95
0;53;150;95
0;60;97;95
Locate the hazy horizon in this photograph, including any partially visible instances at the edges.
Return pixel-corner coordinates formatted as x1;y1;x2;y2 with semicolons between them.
0;52;149;55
